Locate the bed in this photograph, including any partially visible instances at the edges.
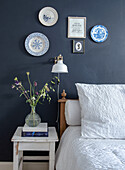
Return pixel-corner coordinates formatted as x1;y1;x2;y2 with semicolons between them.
56;85;125;170
56;126;125;170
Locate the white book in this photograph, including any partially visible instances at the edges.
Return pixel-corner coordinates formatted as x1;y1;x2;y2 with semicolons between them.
23;123;48;132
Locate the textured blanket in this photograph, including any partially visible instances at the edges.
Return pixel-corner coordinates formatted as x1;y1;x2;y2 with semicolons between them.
56;126;125;170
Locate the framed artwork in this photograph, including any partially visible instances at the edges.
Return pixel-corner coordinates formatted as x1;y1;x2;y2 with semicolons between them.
73;40;85;54
68;17;86;38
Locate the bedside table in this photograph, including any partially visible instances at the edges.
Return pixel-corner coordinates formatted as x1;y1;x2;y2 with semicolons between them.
11;127;58;170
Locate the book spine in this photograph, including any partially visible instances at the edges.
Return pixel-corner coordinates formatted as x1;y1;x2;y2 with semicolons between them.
22;132;48;137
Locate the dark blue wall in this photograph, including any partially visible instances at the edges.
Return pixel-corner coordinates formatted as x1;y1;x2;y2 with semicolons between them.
0;0;125;161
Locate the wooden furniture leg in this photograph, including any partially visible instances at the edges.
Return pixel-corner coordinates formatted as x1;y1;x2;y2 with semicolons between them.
49;142;55;170
19;151;23;170
13;142;19;170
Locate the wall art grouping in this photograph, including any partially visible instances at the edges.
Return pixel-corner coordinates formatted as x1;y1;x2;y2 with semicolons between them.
25;7;58;56
24;6;108;56
68;16;86;54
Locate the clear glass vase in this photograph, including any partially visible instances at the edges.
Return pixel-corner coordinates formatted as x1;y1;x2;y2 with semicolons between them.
25;106;41;127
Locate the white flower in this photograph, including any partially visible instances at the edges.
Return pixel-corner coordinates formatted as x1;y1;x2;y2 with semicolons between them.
31;97;36;100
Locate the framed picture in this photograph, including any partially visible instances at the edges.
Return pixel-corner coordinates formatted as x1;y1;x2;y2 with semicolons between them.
73;40;85;53
68;17;86;38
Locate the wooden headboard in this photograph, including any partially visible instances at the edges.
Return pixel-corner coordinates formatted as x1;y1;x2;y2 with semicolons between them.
58;90;67;138
58;90;78;138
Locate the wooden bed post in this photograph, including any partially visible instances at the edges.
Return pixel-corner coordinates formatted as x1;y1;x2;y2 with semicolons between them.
58;90;67;138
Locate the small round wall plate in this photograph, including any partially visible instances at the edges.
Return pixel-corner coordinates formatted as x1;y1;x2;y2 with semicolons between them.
38;7;58;26
90;25;108;42
25;32;49;56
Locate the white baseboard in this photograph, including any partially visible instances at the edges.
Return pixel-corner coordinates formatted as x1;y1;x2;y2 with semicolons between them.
0;162;48;170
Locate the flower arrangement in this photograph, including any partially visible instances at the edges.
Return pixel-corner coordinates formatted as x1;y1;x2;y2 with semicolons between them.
12;72;59;127
12;72;59;106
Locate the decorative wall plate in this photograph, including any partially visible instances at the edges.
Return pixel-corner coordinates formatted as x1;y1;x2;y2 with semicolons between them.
25;32;49;56
38;7;58;26
90;25;108;42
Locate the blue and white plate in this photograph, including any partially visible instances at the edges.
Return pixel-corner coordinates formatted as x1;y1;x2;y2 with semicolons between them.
38;7;58;26
25;32;49;56
90;25;108;42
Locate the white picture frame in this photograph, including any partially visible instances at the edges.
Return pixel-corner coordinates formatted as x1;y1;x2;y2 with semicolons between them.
68;17;86;38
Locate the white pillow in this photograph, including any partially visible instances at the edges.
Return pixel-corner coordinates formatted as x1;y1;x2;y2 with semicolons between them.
76;83;125;138
65;100;81;126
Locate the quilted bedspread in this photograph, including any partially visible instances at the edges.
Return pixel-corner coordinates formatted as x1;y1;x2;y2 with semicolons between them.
56;126;125;170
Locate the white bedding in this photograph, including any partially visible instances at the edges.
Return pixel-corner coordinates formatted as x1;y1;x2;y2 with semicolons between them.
56;126;125;170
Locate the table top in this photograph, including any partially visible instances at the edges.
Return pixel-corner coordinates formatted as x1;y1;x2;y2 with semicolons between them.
11;127;58;142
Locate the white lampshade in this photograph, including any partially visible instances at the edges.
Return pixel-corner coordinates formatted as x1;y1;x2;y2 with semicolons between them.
51;55;68;73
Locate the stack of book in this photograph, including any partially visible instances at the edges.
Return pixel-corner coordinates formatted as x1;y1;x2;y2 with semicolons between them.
22;123;48;137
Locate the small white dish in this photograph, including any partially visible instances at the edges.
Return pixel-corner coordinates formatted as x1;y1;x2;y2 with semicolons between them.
25;32;49;56
38;7;58;26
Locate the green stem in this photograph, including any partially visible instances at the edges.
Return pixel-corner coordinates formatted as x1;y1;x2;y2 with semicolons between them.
20;87;30;101
21;84;31;100
27;74;32;99
31;106;36;126
35;87;45;105
33;83;35;97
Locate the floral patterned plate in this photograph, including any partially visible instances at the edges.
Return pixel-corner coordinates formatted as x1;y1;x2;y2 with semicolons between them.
25;32;49;56
90;25;108;42
38;7;58;26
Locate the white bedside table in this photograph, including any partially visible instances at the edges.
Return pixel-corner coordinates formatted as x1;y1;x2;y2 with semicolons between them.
11;127;58;170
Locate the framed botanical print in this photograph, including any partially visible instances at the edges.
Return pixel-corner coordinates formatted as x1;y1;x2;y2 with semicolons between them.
73;40;85;53
68;17;86;38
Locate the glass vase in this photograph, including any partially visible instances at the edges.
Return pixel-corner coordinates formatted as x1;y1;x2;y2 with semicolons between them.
25;106;41;127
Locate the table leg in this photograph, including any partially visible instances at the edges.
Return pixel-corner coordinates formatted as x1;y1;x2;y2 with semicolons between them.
19;151;23;170
13;142;19;170
49;142;55;170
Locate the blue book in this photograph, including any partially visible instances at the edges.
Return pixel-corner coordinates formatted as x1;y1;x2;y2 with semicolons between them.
22;131;48;137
